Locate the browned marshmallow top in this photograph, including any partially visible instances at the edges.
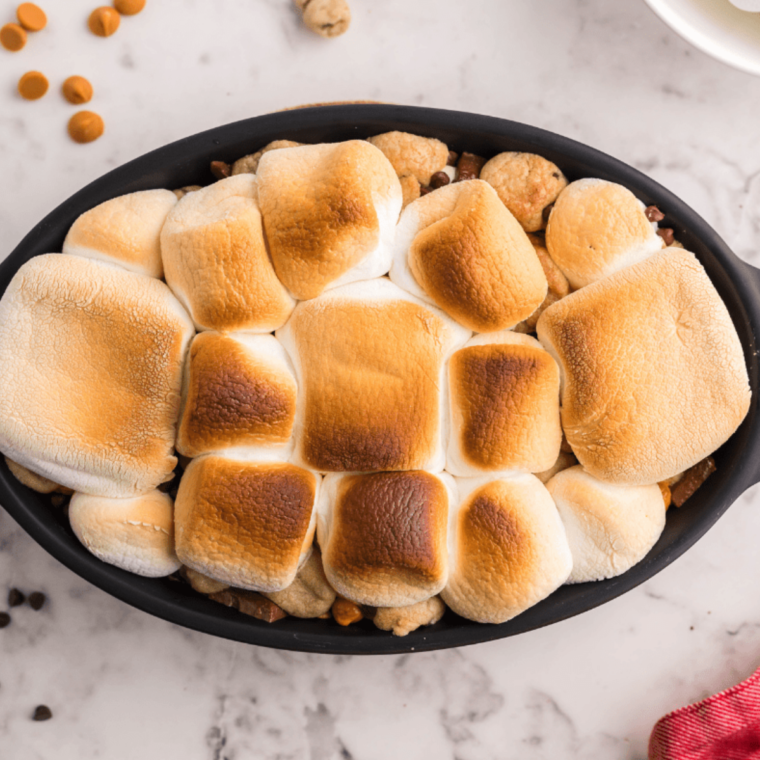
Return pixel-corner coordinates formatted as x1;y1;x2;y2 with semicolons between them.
257;141;400;300
537;248;751;485
405;180;547;331
322;471;449;605
448;335;561;474
176;333;296;458
174;457;317;591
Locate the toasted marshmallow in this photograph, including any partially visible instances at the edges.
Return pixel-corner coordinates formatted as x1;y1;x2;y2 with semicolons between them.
480;152;568;232
318;471;455;607
0;254;194;497
547;466;666;583
176;332;296;460
446;332;562;477
276;278;470;473
69;490;181;577
537;248;751;485
545;178;663;289
442;474;572;624
161;175;295;333
390;180;547;332
174;456;319;592
62;189;177;279
256;140;402;300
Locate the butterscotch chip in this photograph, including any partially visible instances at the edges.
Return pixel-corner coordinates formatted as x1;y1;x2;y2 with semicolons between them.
88;7;120;36
68;110;104;143
18;71;48;100
1;23;27;51
17;3;47;31
62;75;93;105
113;0;145;15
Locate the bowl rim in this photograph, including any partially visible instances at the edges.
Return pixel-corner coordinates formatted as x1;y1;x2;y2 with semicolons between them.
2;103;759;655
643;0;760;76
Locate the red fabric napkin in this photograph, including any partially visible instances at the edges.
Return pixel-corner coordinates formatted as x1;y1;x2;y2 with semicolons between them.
649;668;760;759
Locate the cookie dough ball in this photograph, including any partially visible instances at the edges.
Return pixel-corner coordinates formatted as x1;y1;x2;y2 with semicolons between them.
480;152;567;232
373;596;446;637
368;131;449;186
231;140;303;175
295;0;351;38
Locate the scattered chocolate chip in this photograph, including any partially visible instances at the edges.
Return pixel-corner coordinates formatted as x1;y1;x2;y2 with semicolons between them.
32;705;52;721
447;150;459;166
552;172;560;179
455;152;486;182
657;227;675;246
429;171;450;190
28;592;46;611
50;494;67;508
419;185;433;196
645;205;666;222
0;612;10;628
210;160;231;180
8;588;25;607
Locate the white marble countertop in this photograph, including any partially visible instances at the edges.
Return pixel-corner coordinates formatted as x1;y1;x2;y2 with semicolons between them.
2;0;760;758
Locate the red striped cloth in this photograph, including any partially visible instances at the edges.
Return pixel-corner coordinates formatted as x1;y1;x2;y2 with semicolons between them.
649;668;760;759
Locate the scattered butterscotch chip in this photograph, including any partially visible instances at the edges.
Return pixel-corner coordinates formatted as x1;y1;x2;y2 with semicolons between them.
659;482;672;510
8;588;25;607
62;75;93;105
113;0;145;15
32;705;52;721
18;71;49;100
28;591;46;610
88;6;120;37
68;110;104;143
1;22;27;51
17;3;47;32
332;596;363;626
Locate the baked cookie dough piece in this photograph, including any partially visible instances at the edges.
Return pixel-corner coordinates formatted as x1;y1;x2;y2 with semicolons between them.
276;278;469;473
442;473;572;624
176;332;297;461
390;180;547;332
318;470;455;607
174;456;319;593
161;175;295;333
480;152;567;232
537;248;751;485
63;189;177;279
545;178;663;289
446;332;561;477
0;254;193;497
69;490;181;577
367;131;449;186
257;140;402;300
547;466;666;583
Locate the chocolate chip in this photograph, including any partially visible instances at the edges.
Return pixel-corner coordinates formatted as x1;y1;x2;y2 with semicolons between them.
28;592;46;611
0;612;10;628
455;152;486;182
645;205;666;222
657;227;675;246
447;150;459;166
429;171;450;189
419;185;432;196
32;705;52;721
210;160;231;180
552;172;560;179
8;588;25;607
50;494;67;508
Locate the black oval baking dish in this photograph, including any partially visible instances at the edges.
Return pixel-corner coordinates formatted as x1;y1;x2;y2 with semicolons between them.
1;104;759;655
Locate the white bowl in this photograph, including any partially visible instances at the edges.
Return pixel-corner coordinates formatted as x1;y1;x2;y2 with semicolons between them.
644;0;760;76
